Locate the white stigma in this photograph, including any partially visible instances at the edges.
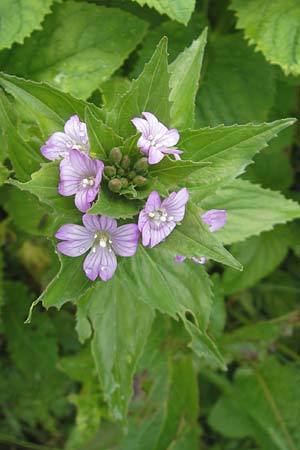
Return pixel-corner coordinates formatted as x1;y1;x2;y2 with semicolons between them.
99;238;107;248
148;208;173;227
82;176;95;188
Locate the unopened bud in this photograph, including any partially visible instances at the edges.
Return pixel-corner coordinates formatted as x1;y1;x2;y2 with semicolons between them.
134;157;148;173
108;178;122;193
121;155;131;170
127;170;136;180
120;177;129;188
104;165;116;177
133;175;147;186
117;167;125;176
109;147;122;164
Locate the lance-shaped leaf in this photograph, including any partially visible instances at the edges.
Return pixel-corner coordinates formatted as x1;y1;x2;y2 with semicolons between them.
88;186;141;219
169;28;207;129
201;179;300;245
179;119;295;201
231;0;300;76
2;2;148;99
148;157;208;186
106;37;170;138
131;0;196;25
0;0;54;50
87;277;154;422
165;203;242;270
85;107;123;161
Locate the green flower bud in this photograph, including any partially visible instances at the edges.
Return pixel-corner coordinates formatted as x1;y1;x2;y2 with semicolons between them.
121;155;131;170
133;175;147;186
127;170;136;180
134;157;148;173
109;147;122;164
117;167;125;176
108;178;122;193
104;165;116;177
120;177;129;188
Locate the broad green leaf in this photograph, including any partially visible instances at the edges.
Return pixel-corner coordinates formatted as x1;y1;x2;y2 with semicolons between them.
0;90;43;180
0;0;53;50
209;274;226;339
87;277;154;421
0;162;10;185
179;119;295;201
100;77;131;111
88;186;141;219
106;37;170;138
2;2;148;99
222;227;291;295
201;179;300;245
75;288;94;344
0;72;103;139
209;357;300;450
165;203;242;270
85;107;123;161
169;29;207;129
231;0;300;75
196;34;276;127
131;0;195;25
148;158;208;186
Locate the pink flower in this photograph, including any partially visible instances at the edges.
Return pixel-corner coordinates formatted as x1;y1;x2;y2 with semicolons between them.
174;255;207;264
202;209;227;232
138;188;189;248
58;149;104;213
40;115;89;161
55;214;139;282
131;112;183;164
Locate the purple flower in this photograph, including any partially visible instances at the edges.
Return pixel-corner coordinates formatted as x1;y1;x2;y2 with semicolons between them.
55;214;139;282
58;149;104;213
131;112;183;164
138;188;189;248
174;255;207;264
41;115;89;161
201;209;227;232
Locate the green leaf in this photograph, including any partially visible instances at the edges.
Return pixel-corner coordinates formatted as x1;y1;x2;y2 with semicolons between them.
100;76;131;111
169;29;207;129
85;107;123;161
201;179;300;245
196;34;276;126
165;203;242;270
88;186;141;219
231;0;300;76
87;277;154;421
179;119;295;201
131;0;195;25
0;162;11;185
75;288;94;344
148;158;208;186
2;2;148;99
209;357;300;450
0;0;54;50
106;37;170;138
222;227;291;295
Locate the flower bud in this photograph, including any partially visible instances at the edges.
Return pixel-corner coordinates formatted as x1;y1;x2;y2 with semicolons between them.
117;167;125;176
121;155;131;170
133;175;147;186
108;178;122;193
134;157;148;173
109;147;122;164
120;177;129;188
104;165;116;177
127;170;136;180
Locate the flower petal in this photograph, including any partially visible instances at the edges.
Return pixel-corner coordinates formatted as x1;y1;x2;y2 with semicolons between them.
201;209;227;233
142;112;168;137
55;224;93;257
148;146;164;164
64;115;89;151
131;117;149;135
174;255;186;263
157;129;180;147
75;189;91;212
192;256;207;264
144;191;161;213
83;246;117;281
40;132;72;161
162;188;189;221
138;209;148;231
148;221;175;248
82;214;117;233
141;221;151;246
111;224;139;257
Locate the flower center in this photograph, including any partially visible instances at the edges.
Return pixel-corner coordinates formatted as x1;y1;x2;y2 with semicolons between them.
147;134;158;148
148;208;174;227
81;176;95;188
91;231;113;253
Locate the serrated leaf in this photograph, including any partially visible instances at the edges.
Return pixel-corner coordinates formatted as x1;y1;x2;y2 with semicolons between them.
169;29;207;129
106;37;170;138
179;119;295;201
85;107;123;161
201;179;300;245
231;0;300;75
222;227;291;295
87;277;154;421
131;0;195;25
148;158;208;186
0;0;54;50
88;186;141;219
2;2;148;99
196;33;276;126
165;203;242;270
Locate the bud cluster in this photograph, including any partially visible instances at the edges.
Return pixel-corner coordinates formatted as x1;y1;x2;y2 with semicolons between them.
104;147;148;193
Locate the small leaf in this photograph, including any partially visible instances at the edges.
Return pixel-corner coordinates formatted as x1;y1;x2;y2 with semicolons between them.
148;157;208;186
88;186;141;219
131;0;196;25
